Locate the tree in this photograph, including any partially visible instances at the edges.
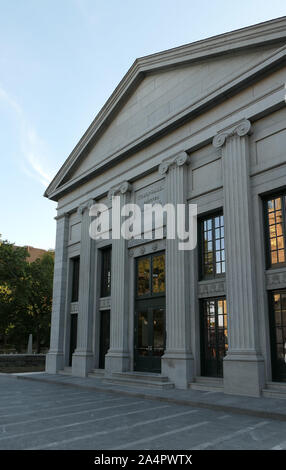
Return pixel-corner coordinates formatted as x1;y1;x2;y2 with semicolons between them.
26;253;54;352
0;240;54;352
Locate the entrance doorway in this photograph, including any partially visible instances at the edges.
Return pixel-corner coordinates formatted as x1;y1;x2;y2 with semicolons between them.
269;291;286;382
200;298;228;378
69;313;78;366
134;252;165;373
99;310;110;369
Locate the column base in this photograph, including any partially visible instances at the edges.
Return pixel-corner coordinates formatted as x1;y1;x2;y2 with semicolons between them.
162;351;194;389
104;350;130;374
72;350;94;377
223;351;265;397
45;351;64;374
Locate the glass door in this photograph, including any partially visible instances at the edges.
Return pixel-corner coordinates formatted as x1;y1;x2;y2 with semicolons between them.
134;252;165;373
269;291;286;382
134;303;165;373
200;298;228;378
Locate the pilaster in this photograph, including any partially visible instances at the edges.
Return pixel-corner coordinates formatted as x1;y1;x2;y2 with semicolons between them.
72;200;96;377
104;181;132;373
159;152;194;388
213;119;265;396
46;213;69;373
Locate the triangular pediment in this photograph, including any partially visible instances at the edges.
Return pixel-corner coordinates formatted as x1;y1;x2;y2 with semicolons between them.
45;17;286;201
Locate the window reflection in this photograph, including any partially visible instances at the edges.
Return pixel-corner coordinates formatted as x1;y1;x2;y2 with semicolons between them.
267;196;285;266
137;258;150;296
202;214;225;278
152;255;165;293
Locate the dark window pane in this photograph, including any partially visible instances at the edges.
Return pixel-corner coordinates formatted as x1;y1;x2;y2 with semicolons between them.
71;257;80;302
201;213;225;278
101;247;112;297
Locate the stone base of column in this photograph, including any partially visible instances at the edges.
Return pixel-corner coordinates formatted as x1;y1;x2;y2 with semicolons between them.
223;351;265;397
72;351;94;377
162;351;194;389
104;350;130;374
45;351;64;374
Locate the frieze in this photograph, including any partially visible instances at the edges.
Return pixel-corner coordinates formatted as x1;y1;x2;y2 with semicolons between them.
128;240;166;258
198;280;226;298
99;297;111;310
70;302;79;314
266;269;286;290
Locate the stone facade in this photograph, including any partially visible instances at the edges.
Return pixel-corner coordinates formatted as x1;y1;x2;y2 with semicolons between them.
45;18;286;396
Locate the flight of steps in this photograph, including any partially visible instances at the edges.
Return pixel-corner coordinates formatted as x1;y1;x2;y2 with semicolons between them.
262;382;286;399
88;369;106;379
89;370;174;389
189;376;224;392
60;367;73;376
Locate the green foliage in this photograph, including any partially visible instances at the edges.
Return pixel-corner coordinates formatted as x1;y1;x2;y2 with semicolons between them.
0;240;54;352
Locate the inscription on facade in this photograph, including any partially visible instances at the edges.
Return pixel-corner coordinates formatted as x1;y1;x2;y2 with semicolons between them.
135;181;165;210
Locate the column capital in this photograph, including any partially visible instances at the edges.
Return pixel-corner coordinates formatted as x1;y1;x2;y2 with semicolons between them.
77;199;94;217
107;181;132;200
158;151;190;175
54;211;70;221
212;119;252;149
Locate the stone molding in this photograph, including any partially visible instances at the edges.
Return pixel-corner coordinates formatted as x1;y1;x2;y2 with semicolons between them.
158;151;190;175
128;239;166;258
198;279;226;298
70;302;79;314
266;268;286;290
107;181;132;200
212;119;252;149
99;297;111;310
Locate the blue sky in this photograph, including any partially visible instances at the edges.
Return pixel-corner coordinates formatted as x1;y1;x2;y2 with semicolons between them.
1;0;286;249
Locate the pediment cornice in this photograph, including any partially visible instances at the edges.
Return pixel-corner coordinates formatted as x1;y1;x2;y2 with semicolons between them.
45;17;286;201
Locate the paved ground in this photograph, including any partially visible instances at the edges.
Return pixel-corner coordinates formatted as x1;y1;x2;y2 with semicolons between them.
1;375;286;450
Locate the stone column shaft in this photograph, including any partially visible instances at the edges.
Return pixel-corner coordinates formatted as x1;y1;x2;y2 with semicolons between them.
159;152;194;388
72;200;95;377
213;119;265;396
105;182;131;373
46;213;69;373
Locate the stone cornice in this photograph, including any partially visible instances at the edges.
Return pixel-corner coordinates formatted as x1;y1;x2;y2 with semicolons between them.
158;152;190;175
44;19;286;202
212;119;252;148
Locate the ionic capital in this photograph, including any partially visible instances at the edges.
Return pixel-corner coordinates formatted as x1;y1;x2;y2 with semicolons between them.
212;119;252;149
158;151;190;175
107;181;132;200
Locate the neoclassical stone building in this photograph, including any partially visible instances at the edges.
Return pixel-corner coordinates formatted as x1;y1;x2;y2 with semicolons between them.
45;17;286;397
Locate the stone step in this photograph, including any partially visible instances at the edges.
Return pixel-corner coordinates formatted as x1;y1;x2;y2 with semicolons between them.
103;375;174;389
60;367;72;376
110;371;170;383
88;369;105;378
262;381;286;399
189;376;224;392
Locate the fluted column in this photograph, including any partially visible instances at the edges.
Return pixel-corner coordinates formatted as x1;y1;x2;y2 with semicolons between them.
105;181;131;373
213;119;265;396
159;152;194;389
72;200;96;377
46;213;69;373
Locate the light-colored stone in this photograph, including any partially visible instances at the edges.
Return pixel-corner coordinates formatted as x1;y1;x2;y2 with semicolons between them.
45;19;286;395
